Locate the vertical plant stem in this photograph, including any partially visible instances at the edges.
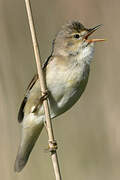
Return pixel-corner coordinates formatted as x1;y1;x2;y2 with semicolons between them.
24;0;62;179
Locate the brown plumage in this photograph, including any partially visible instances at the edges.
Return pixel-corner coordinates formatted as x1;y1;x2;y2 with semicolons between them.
14;20;104;172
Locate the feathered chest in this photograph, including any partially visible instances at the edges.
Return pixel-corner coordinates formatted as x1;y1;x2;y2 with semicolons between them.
46;56;90;102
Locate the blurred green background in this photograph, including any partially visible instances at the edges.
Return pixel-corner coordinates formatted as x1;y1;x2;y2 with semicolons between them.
0;0;120;179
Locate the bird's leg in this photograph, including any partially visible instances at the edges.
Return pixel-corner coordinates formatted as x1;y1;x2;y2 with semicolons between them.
31;90;49;113
40;89;49;101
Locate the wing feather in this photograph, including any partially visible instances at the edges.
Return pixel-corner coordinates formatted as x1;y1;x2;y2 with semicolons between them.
18;55;52;123
18;74;38;123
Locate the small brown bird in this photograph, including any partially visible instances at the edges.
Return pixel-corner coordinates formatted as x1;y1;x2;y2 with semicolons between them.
14;21;105;172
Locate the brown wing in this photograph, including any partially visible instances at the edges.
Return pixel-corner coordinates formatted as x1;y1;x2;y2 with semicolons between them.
18;54;53;123
42;54;52;69
18;74;38;123
26;74;38;93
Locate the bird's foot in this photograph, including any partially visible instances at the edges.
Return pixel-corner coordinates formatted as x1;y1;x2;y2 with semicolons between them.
40;90;49;102
31;90;49;113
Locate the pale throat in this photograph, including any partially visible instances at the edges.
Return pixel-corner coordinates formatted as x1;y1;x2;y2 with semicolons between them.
53;42;95;67
73;43;95;66
58;43;95;66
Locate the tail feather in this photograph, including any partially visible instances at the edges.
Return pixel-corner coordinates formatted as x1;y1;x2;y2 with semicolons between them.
14;121;44;172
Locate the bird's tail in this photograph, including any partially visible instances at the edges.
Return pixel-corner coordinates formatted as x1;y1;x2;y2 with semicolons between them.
14;121;44;172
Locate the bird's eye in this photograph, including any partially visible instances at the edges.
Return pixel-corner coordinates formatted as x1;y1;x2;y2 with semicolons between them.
74;34;80;39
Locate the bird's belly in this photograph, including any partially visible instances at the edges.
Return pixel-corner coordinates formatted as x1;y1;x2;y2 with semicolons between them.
52;86;83;116
45;60;90;118
48;70;89;118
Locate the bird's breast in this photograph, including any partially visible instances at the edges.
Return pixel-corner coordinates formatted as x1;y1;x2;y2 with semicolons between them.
46;59;89;117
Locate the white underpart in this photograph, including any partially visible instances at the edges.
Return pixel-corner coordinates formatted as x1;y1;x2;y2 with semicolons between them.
23;113;44;128
24;42;95;127
80;42;95;65
46;42;95;118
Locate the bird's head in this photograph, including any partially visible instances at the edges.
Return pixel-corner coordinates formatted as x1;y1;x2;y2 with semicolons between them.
53;21;105;59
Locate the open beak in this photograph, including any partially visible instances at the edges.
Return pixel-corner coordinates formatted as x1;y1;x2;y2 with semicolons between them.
85;24;105;43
